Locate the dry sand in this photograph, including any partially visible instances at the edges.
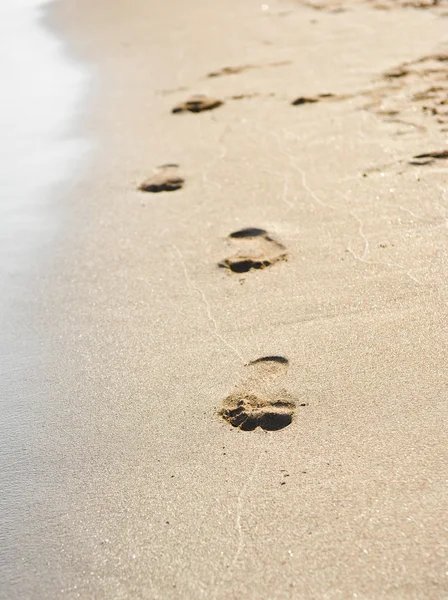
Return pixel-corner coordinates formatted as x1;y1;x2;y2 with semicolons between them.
2;0;448;598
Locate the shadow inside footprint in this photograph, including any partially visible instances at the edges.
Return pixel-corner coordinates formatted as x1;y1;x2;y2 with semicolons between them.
229;227;267;238
249;356;289;365
259;408;293;431
225;259;272;273
219;227;287;274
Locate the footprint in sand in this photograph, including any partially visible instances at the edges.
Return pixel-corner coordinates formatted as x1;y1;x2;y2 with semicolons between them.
297;0;442;11
206;61;291;78
219;228;287;274
358;53;448;134
138;164;184;193
409;149;448;165
172;94;223;114
219;356;296;431
207;65;254;78
291;93;337;106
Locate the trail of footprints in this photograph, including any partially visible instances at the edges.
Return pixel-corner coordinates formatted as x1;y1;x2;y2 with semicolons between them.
137;78;295;429
136;37;447;430
297;0;443;11
364;53;448;135
139;53;448;199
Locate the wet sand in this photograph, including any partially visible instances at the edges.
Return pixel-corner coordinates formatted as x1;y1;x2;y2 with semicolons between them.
1;0;448;598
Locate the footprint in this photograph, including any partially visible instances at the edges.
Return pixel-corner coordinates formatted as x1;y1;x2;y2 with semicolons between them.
206;61;291;78
219;228;287;274
297;0;442;10
207;65;253;78
171;94;223;114
411;149;448;165
219;356;296;431
291;96;319;106
230;93;262;100
291;92;343;106
358;53;448;133
384;66;409;79
138;164;184;193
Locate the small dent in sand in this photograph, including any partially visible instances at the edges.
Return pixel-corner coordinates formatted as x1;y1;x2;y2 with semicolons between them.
206;61;291;78
207;65;252;78
292;96;319;106
292;93;337;106
409;149;448;165
172;94;223;113
384;66;409;79
414;149;448;159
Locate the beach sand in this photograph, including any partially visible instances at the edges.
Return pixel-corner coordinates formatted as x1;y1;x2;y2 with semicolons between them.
2;0;448;598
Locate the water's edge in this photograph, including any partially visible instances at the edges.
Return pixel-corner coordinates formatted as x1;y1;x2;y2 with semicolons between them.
0;2;90;593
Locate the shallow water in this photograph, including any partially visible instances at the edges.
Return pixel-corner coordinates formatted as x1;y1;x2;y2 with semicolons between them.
0;2;89;594
0;0;88;289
